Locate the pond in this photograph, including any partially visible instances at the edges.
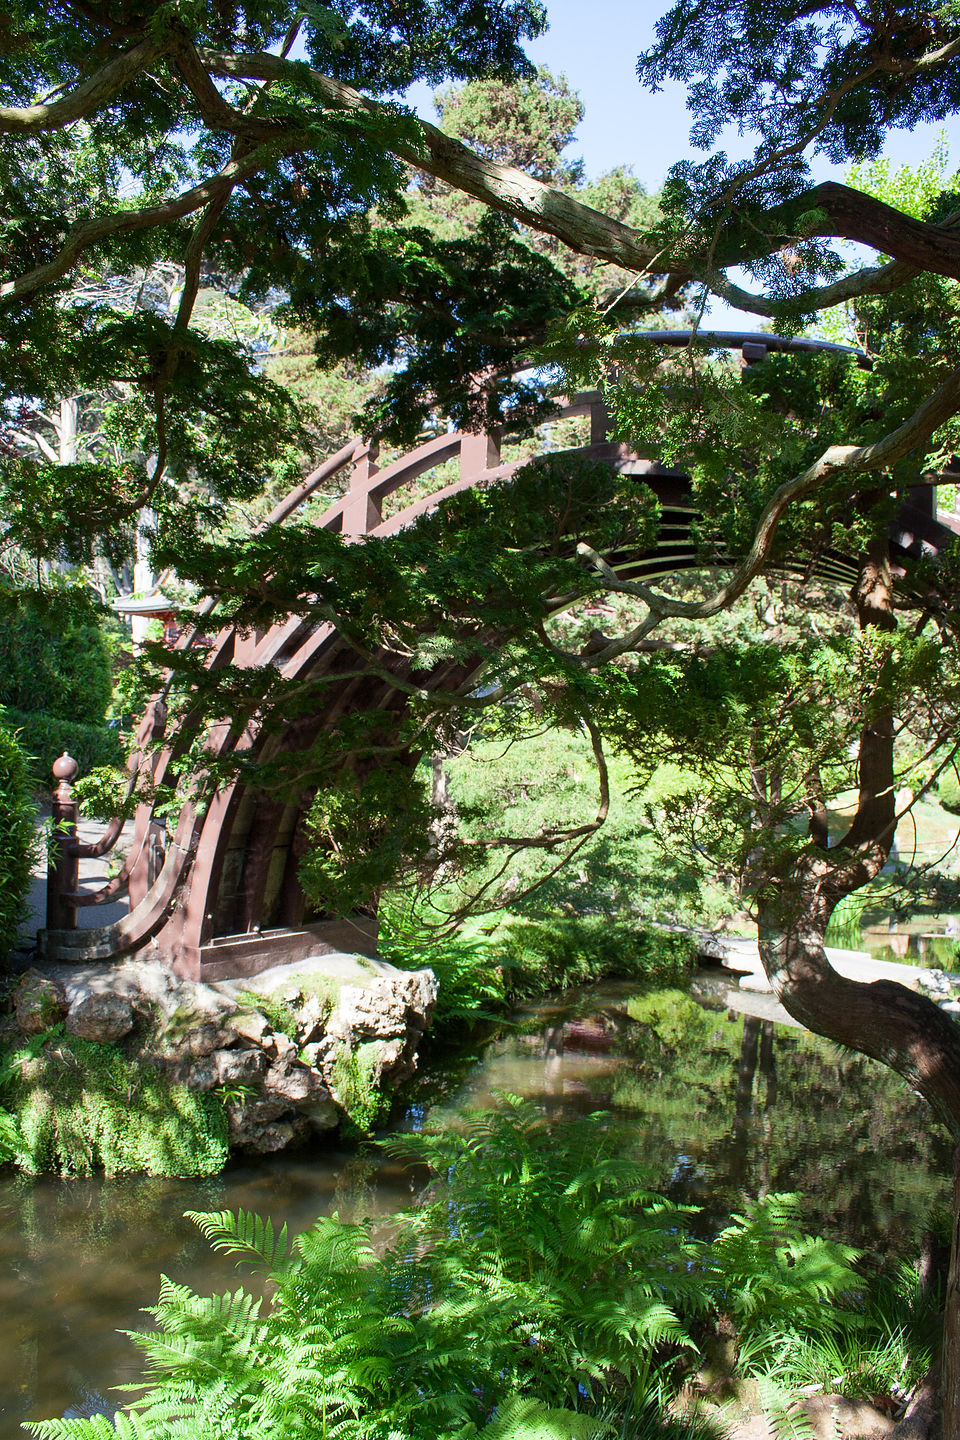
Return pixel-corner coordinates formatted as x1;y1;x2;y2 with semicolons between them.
0;976;951;1437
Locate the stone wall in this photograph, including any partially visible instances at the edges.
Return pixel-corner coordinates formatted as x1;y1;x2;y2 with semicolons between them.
6;951;437;1156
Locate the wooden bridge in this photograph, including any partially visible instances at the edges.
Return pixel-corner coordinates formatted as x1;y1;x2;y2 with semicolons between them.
37;333;960;981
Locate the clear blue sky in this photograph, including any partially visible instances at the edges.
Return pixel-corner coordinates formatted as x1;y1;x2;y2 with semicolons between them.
522;0;953;189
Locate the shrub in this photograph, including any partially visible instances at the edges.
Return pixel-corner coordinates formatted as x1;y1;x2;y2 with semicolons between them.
493;914;697;999
0;720;39;966
1;706;123;786
0;585;113;725
939;766;960;815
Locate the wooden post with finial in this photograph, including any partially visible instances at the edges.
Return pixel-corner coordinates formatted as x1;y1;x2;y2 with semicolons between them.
47;752;79;930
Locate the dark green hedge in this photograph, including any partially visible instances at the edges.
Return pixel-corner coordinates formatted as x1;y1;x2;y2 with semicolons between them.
0;722;38;965
1;707;122;787
0;585;112;725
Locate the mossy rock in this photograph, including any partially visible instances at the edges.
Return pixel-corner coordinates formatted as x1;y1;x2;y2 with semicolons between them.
2;1031;228;1177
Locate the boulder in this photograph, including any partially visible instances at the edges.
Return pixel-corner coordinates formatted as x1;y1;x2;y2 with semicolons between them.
366;1037;402;1083
227;1106;311;1154
8;952;437;1156
266;1031;298;1064
213;1047;267;1087
65;991;134;1044
13;970;68;1034
296;993;329;1044
226;1098;288;1149
262;1058;327;1106
330;971;436;1044
172;1054;218;1091
230;1010;272;1047
301;1095;339;1132
187;1020;238;1057
252;1118;311;1153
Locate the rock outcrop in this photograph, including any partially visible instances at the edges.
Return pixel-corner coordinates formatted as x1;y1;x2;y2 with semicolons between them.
7;951;437;1155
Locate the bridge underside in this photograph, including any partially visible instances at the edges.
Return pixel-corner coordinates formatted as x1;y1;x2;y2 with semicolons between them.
37;395;960;980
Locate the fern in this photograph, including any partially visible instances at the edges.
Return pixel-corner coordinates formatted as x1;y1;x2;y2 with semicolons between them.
184;1208;291;1270
26;1103;885;1440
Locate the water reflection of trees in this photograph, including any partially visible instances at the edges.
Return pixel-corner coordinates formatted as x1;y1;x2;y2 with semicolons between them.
554;989;952;1266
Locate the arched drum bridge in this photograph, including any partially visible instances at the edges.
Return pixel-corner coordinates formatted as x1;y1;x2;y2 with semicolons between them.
39;334;960;981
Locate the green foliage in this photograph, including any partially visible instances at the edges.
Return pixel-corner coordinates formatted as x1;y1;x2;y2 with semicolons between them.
442;727;724;926
638;0;960;286
381;908;697;1029
824;892;868;949
3;708;123;787
0;1101;19;1164
592;630;960;891
708;1193;860;1348
0;0;557;567
939;765;960;816
435;66;584;185
0;719;38;965
0;585;112;725
747;1257;940;1405
26;1102;868;1440
847;134;958;225
1;1032;228;1177
494;916;697;997
300;763;444;916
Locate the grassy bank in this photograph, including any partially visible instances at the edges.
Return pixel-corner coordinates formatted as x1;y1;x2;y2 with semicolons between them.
381;910;699;1032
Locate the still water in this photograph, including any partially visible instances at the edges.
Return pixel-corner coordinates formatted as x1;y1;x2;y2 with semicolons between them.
0;977;951;1436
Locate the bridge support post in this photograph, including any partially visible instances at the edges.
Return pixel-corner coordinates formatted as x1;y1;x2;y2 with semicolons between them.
590;399;610;445
343;442;381;536
47;753;79;931
459;429;501;480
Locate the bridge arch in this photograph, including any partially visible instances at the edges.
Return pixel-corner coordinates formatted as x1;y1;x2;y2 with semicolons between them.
38;334;960;980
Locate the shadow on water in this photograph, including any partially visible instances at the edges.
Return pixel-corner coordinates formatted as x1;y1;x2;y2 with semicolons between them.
0;973;952;1434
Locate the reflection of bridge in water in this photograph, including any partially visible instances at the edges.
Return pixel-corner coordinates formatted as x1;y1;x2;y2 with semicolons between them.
39;334;960;981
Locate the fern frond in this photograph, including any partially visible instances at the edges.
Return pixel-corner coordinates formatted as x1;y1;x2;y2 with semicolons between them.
475;1394;610;1439
185;1208;290;1269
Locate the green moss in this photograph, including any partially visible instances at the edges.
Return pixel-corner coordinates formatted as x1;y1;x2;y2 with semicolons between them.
237;990;300;1041
332;1041;388;1134
1;1032;228;1177
239;975;343;1043
295;974;344;1010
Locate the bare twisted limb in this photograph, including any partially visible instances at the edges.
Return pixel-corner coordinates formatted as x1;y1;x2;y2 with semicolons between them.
0;35;164;133
5;36;960;316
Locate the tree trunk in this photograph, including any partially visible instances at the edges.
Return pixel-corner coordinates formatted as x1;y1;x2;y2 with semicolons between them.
750;539;960;1433
756;908;960;1433
58;396;78;465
